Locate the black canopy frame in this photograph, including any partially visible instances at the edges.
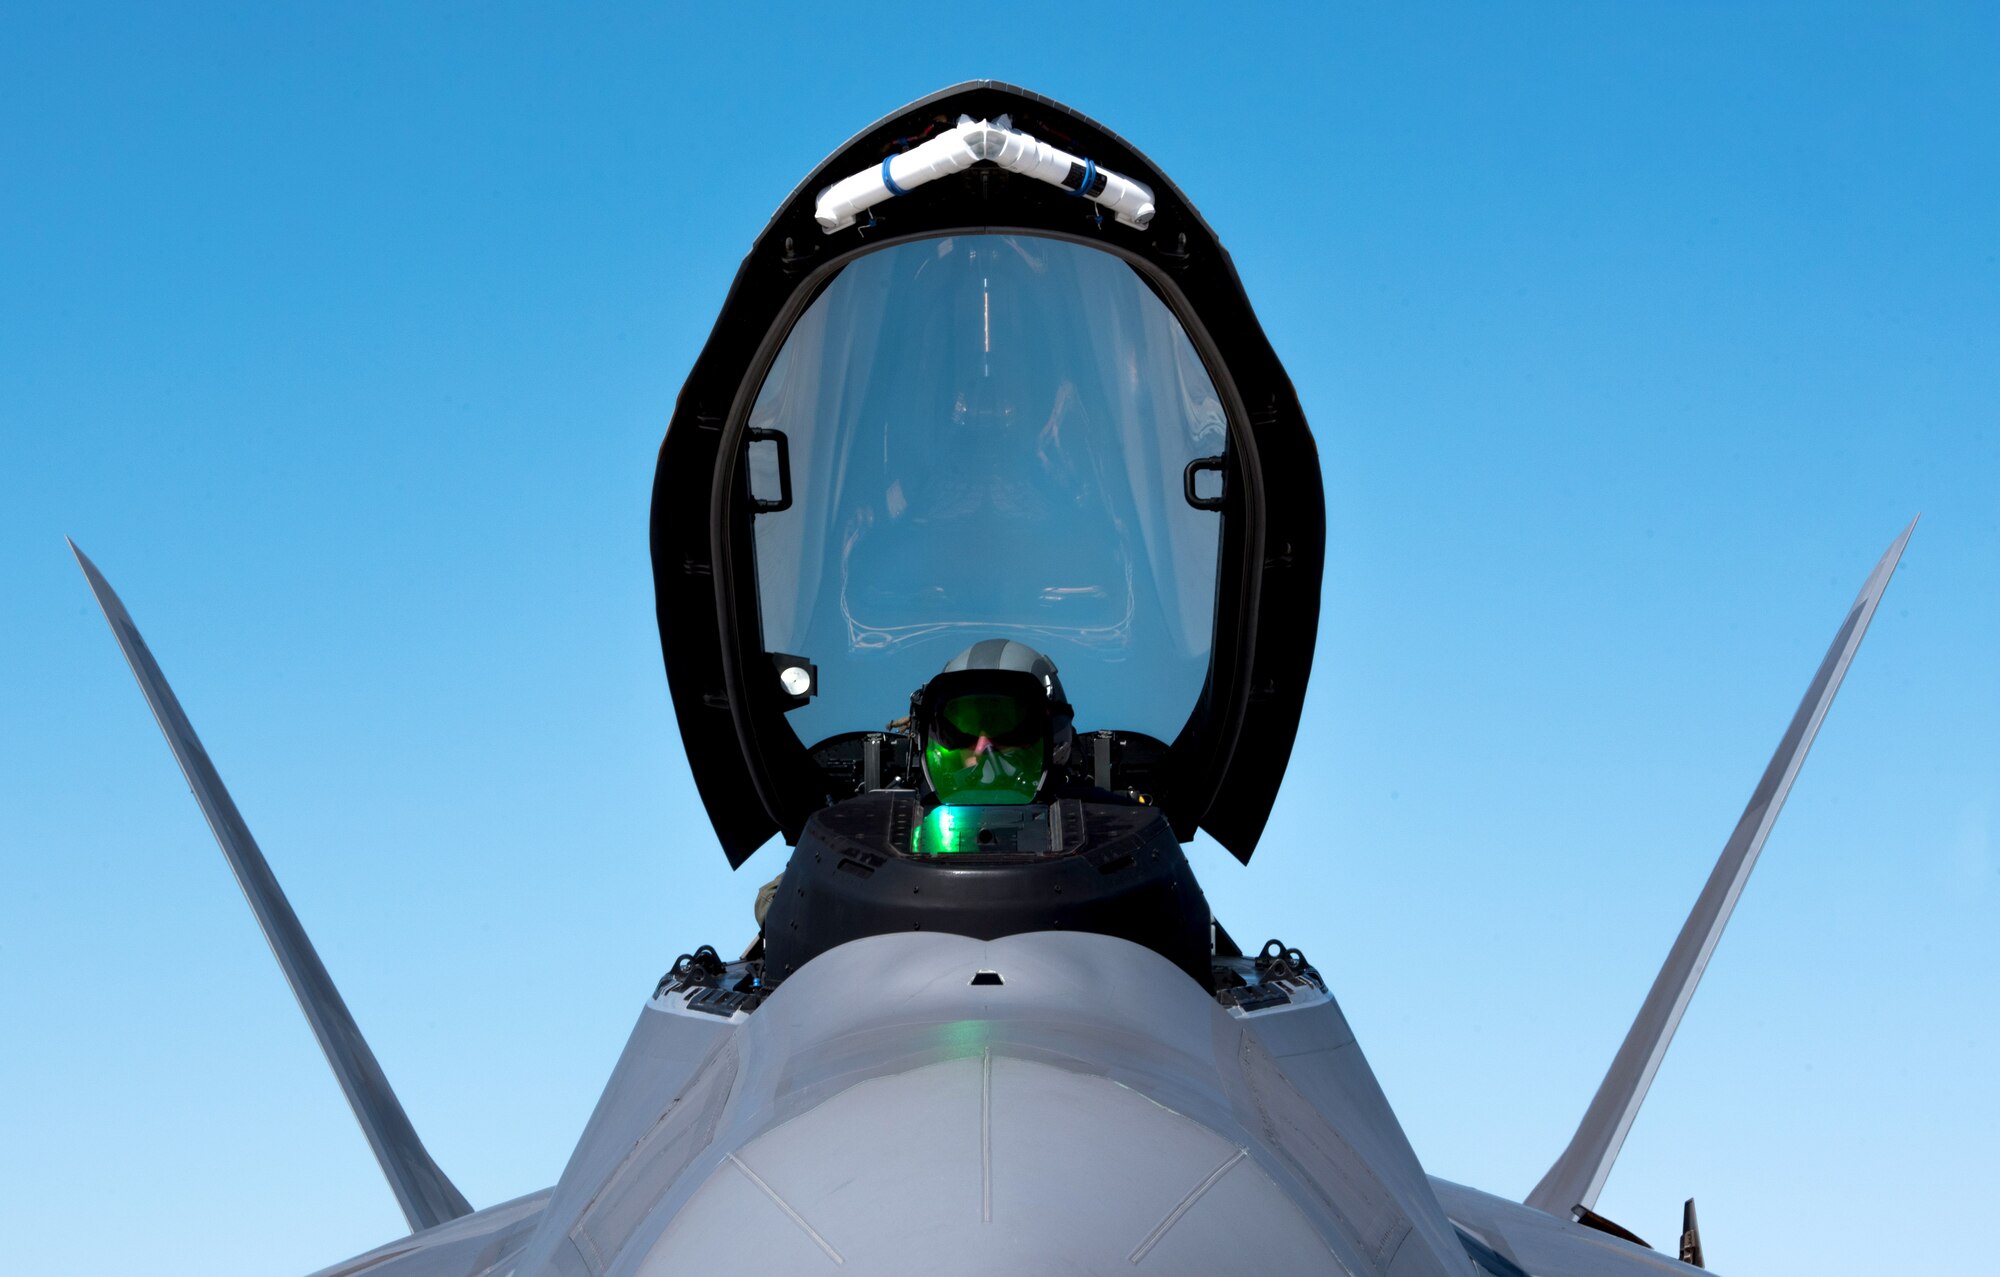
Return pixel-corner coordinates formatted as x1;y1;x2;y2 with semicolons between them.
652;82;1324;868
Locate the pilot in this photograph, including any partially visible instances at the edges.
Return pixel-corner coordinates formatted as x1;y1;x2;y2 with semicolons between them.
909;639;1074;806
753;640;1078;926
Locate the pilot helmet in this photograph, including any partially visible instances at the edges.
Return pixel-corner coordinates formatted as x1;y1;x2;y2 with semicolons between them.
912;640;1074;805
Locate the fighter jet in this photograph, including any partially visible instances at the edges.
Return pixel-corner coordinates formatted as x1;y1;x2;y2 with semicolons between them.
75;82;1913;1276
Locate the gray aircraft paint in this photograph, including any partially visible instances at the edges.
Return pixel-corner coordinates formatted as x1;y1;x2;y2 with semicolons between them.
75;524;1910;1274
70;540;472;1234
1434;1181;1696;1277
1525;521;1915;1221
415;929;1481;1277
302;1193;551;1277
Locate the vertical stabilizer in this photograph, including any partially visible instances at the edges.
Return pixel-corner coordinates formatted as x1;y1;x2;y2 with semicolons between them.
1526;521;1915;1219
71;541;472;1233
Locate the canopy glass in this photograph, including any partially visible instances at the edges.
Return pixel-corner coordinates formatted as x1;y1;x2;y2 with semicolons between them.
746;234;1226;749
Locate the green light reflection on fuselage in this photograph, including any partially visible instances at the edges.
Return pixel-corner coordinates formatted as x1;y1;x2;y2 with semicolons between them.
935;1018;990;1060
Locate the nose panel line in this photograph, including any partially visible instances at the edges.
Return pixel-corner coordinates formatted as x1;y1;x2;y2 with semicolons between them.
981;1047;993;1224
1127;1148;1247;1265
725;1152;845;1267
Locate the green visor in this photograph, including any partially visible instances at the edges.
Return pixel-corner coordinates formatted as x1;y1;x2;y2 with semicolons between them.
919;670;1053;805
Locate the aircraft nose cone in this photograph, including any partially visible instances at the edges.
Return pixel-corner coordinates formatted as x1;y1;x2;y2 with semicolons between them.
631;1053;1340;1275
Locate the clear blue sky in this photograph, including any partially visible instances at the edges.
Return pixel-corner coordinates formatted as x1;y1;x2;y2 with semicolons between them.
3;5;1994;1274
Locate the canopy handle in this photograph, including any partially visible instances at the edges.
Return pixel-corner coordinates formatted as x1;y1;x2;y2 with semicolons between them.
746;427;794;513
1183;455;1226;511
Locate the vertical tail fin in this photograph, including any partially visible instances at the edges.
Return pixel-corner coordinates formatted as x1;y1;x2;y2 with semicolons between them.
1679;1198;1705;1268
71;541;472;1232
1526;520;1915;1219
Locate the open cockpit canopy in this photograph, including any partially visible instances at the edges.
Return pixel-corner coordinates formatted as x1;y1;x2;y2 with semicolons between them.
750;234;1224;753
654;83;1323;867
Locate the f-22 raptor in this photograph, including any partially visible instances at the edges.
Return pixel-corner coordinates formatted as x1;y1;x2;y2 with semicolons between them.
76;83;1912;1275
